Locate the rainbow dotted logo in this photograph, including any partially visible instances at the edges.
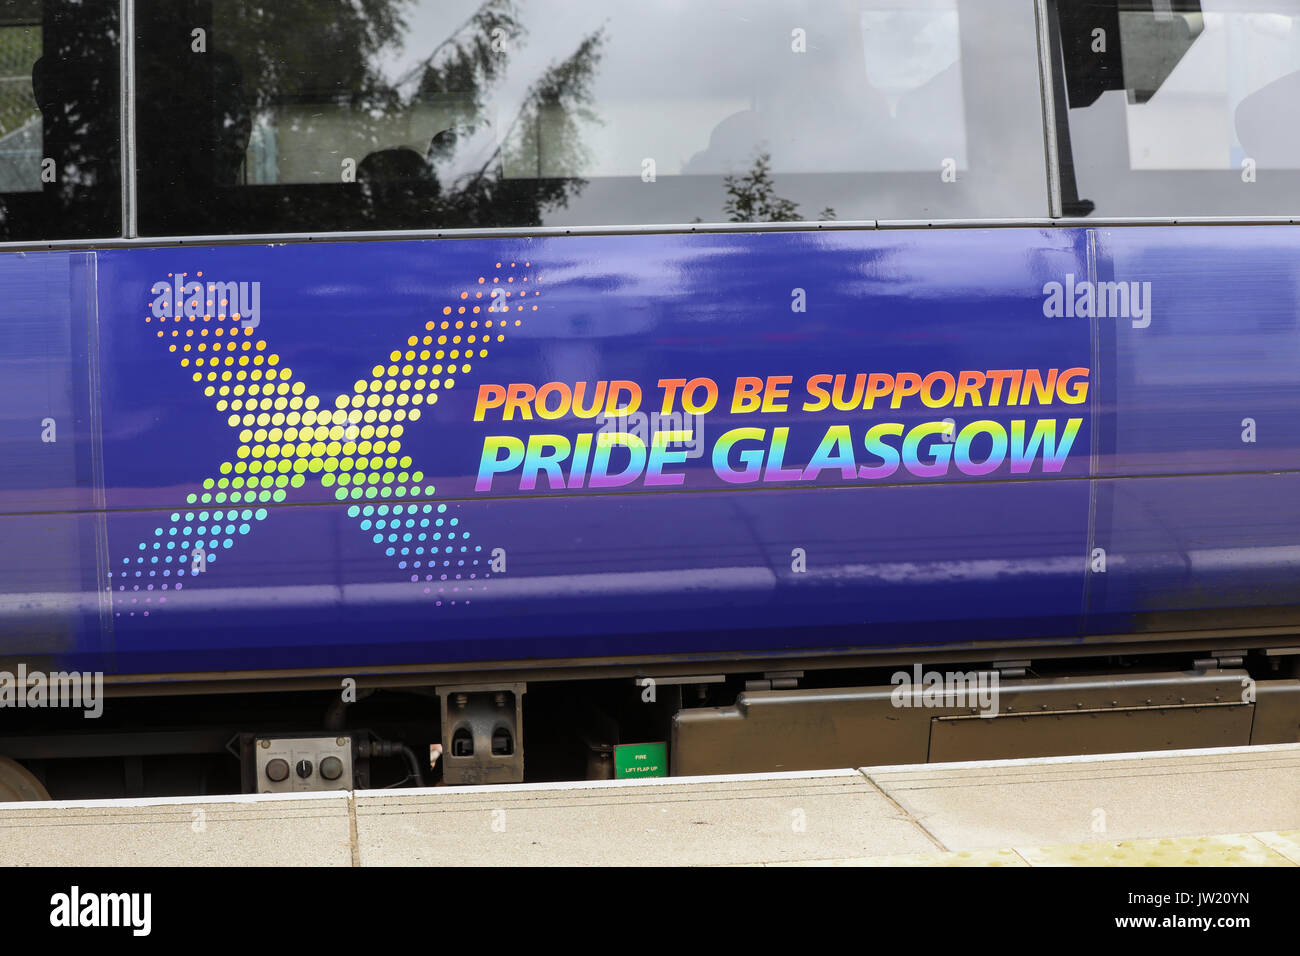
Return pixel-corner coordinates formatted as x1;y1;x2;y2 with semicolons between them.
109;260;539;618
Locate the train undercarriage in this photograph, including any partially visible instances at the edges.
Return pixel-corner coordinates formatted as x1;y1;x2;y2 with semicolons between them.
0;634;1296;801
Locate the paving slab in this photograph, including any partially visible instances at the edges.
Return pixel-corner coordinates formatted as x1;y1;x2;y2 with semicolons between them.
0;794;354;867
865;744;1300;851
0;745;1293;866
353;770;939;866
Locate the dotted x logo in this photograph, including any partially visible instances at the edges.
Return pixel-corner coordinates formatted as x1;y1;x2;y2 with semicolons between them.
109;260;539;618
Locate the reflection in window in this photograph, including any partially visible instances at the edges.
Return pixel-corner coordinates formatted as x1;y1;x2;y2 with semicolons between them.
1053;0;1300;217
136;0;1047;236
1125;7;1300;171
0;18;42;192
0;0;119;240
859;6;967;171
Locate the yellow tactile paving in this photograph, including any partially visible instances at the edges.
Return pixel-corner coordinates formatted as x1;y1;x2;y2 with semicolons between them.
1250;830;1300;865
769;848;1028;867
764;833;1298;867
1016;833;1295;867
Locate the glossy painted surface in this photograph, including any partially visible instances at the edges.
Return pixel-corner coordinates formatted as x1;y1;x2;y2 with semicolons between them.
0;226;1297;675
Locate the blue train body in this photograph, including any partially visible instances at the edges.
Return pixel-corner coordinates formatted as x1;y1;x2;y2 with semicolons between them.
1;226;1297;677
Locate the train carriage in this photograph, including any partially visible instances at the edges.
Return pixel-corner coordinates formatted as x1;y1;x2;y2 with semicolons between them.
0;0;1297;798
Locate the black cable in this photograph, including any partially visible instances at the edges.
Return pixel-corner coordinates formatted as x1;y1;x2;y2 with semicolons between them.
363;738;426;788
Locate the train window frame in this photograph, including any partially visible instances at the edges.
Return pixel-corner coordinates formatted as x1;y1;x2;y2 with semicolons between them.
1040;0;1300;221
0;0;122;242
28;0;1300;245
123;0;1055;240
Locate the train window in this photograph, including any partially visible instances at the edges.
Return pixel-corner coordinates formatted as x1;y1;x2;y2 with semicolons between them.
1049;0;1300;217
133;0;1048;236
0;0;119;241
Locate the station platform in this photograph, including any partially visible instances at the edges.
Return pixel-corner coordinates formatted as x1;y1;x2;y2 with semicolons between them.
0;743;1296;867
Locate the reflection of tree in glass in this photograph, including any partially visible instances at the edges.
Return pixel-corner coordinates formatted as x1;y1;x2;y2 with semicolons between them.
386;4;605;229
218;0;410;181
447;27;605;227
224;0;408;119
202;0;604;232
0;25;41;136
412;0;523;143
717;149;837;223
721;151;799;223
3;1;121;239
712;151;837;225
